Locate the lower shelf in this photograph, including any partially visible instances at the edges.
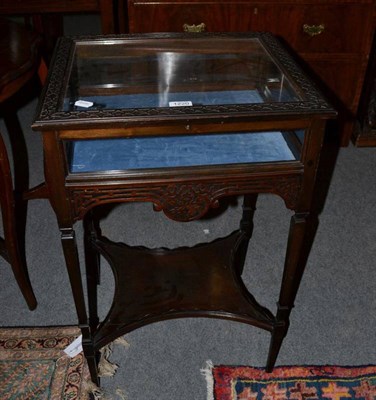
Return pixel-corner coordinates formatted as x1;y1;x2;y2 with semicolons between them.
91;230;275;349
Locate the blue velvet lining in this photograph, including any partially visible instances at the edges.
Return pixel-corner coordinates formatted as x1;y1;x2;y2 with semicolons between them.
67;90;298;173
65;90;264;110
69;131;296;173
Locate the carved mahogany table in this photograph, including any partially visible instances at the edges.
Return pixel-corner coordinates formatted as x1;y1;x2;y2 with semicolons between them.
32;32;336;385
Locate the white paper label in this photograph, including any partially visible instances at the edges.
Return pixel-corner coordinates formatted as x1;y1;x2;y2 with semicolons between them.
169;101;193;107
74;100;94;108
64;335;83;357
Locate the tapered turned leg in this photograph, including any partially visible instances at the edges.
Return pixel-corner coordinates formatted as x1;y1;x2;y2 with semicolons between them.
82;336;100;387
236;194;258;274
266;211;314;371
266;312;289;373
240;194;258;235
60;227;99;385
84;211;101;333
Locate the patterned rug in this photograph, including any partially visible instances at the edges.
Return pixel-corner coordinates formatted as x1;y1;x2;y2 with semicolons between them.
205;363;376;399
0;326;90;399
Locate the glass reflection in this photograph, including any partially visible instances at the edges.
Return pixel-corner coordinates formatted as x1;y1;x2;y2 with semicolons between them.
63;38;301;111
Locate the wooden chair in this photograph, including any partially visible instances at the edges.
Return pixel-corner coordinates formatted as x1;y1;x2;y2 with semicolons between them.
0;17;47;310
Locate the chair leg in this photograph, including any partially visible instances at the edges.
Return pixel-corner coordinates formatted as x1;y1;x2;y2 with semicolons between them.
3;224;37;310
0;132;36;310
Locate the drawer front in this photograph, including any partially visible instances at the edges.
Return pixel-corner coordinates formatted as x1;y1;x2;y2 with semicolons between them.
129;1;372;54
301;56;367;114
128;2;255;33
264;4;373;54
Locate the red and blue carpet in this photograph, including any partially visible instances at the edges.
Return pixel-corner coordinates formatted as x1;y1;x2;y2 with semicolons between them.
204;363;376;400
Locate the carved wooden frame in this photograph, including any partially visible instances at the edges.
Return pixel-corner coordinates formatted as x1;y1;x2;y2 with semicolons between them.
68;173;302;222
33;32;334;130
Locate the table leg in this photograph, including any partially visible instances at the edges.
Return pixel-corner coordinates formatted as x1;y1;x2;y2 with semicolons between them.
84;211;101;333
237;194;258;274
4;111;29;254
266;211;312;371
60;227;99;385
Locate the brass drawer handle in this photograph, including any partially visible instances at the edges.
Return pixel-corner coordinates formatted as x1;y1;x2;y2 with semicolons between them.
303;24;325;37
183;23;206;33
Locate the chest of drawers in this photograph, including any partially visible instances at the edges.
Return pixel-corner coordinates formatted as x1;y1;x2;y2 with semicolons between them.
128;0;375;146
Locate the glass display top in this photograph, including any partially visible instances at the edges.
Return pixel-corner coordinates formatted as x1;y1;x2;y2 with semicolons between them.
33;33;336;130
63;36;301;112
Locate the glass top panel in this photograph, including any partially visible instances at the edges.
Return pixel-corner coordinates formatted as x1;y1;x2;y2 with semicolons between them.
63;37;301;111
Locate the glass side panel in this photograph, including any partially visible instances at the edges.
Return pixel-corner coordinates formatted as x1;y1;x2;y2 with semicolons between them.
66;130;303;174
63;37;301;111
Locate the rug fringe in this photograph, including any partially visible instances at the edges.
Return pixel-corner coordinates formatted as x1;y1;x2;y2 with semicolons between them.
85;337;130;399
201;360;215;400
98;344;119;377
82;379;109;400
113;336;130;348
98;336;130;378
115;388;128;400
